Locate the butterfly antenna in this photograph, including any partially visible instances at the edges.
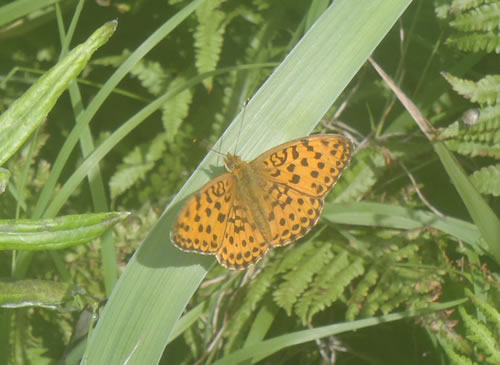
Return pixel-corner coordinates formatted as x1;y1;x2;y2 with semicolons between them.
217;131;224;165
194;137;226;166
234;99;250;155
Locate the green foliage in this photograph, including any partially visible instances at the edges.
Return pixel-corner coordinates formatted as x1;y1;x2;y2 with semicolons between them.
110;133;167;201
437;289;500;364
446;1;500;53
460;306;500;364
438;116;500;158
194;0;227;90
437;2;500;203
1;0;499;364
448;31;500;53
469;164;500;196
332;145;388;202
273;240;335;316
162;76;193;141
451;2;500;31
168;1;500;363
442;74;500;105
223;265;279;354
295;254;363;323
451;0;499;12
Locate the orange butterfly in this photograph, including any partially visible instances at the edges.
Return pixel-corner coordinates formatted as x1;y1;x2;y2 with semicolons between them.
171;134;352;270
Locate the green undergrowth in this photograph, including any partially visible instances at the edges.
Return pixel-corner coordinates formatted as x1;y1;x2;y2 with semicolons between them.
0;0;498;364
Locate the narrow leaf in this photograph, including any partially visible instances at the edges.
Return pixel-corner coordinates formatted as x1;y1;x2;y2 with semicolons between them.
0;21;117;166
0;279;74;310
0;212;129;250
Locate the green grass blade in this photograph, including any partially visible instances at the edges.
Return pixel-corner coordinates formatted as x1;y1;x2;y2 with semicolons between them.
85;0;412;364
433;142;500;262
323;202;481;246
213;299;467;365
0;0;59;28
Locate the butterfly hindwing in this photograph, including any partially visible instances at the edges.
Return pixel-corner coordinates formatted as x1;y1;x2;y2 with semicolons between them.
216;203;269;269
261;180;324;247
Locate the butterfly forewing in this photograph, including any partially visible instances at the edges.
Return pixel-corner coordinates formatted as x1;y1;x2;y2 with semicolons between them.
252;135;352;197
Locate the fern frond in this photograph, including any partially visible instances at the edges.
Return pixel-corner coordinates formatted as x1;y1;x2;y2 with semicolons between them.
129;57;169;95
450;2;500;32
465;289;500;329
359;270;392;318
447;32;500;53
451;0;498;12
446;1;500;54
459;306;500;363
357;246;434;318
194;0;227;90
297;255;364;323
479;103;500;120
386;243;420;262
435;316;474;355
469;164;500;196
161;76;193;141
440;118;500;158
273;241;333;315
333;146;388;203
434;288;500;364
442;73;500;105
274;235;319;274
109;133;167;200
440;340;477;365
294;251;352;322
345;267;379;320
379;283;413;314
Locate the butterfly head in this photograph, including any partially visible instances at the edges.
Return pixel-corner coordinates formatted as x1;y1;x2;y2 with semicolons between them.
223;153;242;172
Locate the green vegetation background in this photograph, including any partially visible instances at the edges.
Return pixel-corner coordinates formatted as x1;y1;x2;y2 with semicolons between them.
0;0;498;364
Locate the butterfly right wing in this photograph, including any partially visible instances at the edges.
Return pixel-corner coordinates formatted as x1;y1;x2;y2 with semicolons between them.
170;173;236;255
250;135;352;247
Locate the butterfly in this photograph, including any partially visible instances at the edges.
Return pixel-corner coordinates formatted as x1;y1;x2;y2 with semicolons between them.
170;134;352;270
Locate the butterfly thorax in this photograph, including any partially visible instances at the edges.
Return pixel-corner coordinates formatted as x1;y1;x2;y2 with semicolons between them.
224;153;273;243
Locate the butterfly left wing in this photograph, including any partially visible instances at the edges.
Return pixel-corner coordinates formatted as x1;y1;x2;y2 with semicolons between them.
170;172;235;255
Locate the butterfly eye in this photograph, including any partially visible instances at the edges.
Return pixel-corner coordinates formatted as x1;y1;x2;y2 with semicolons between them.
224;154;240;171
